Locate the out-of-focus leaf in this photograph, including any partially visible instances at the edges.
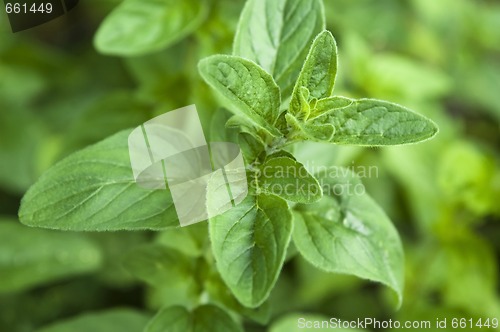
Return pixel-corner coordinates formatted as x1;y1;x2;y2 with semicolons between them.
91;232;148;286
155;223;208;257
37;309;150;332
94;0;209;56
123;45;193;107
0;64;46;106
458;59;500;121
123;244;200;307
61;91;151;155
0;108;45;193
476;6;500;52
433;232;500;319
234;0;325;99
365;54;451;101
210;108;238;143
122;244;197;288
0;220;101;293
340;33;451;102
19;130;179;231
438;141;498;215
294;256;363;306
144;304;243;332
204;268;271;324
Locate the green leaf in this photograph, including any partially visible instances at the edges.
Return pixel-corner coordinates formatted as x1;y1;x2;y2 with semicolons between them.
156;223;208;257
122;244;197;287
90;232;148;286
0;220;101;293
290;31;338;117
293;256;363;306
314;99;438;145
285;97;352;142
285;113;335;142
38;309;150;332
209;194;292;307
94;0;208;56
144;305;243;332
210;108;238;143
233;0;325;98
422;231;500;318
226;115;278;148
292;167;404;306
308;96;353;120
204;268;271;324
0;107;45;193
61;91;151;155
0;63;46;107
198;55;281;137
238;132;265;163
19;130;179;231
259;154;322;203
123;244;200;306
438;141;497;215
213;109;266;162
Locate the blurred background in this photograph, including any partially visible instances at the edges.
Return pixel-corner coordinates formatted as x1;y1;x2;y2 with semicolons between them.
0;0;499;331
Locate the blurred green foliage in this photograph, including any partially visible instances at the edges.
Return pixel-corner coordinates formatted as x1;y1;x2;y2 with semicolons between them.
0;0;499;331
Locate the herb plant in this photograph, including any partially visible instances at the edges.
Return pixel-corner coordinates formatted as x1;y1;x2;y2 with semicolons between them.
12;0;446;330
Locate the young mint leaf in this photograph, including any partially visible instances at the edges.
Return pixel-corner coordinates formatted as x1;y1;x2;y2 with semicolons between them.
198;55;282;137
285;113;335;142
314;98;439;145
290;87;312;120
94;0;208;56
259;154;322;203
144;305;243;332
209;194;292;308
290;31;338;117
0;221;101;293
308;96;353;120
38;309;150;332
19;130;179;231
292;168;404;306
233;0;325;99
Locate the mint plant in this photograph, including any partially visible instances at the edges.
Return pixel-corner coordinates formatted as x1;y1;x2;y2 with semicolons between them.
18;0;438;330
